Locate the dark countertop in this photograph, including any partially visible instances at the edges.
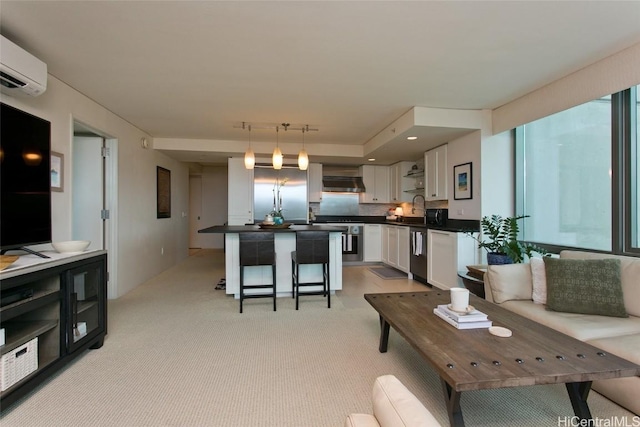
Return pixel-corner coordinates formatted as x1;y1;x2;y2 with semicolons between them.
198;224;347;234
380;221;479;232
201;217;480;234
312;216;480;233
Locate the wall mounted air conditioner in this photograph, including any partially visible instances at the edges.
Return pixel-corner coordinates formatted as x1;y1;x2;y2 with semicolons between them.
0;35;47;97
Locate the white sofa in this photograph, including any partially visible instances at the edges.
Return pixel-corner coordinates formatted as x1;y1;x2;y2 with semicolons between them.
484;250;640;415
345;375;442;427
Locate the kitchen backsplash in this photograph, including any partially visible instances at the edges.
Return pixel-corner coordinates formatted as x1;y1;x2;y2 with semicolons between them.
310;196;447;218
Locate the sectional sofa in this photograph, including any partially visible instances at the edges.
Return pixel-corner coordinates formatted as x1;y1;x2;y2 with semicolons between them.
483;250;640;415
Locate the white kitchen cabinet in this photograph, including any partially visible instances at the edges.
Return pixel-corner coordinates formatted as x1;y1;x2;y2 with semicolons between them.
387;226;399;268
389;161;414;203
427;229;478;289
424;144;448;201
308;163;323;202
227;157;254;225
359;165;389;203
381;224;410;273
381;225;389;264
363;224;382;262
397;226;410;273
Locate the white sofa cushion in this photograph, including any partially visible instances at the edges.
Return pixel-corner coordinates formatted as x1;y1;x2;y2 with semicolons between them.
530;257;547;304
588;333;640;415
371;375;442;427
587;333;640;367
560;250;640;317
485;263;532;303
500;300;640;341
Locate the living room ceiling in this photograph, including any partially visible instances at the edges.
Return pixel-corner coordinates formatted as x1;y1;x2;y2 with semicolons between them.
1;1;640;166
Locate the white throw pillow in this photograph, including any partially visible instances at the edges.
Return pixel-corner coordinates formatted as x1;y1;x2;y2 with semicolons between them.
530;257;547;304
486;263;532;304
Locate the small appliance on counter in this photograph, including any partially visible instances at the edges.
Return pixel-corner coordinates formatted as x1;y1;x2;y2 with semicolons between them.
425;209;447;226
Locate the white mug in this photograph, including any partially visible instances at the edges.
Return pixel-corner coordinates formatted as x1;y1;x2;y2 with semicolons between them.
450;288;470;312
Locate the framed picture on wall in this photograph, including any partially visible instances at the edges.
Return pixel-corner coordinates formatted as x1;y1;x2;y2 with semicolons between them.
51;151;64;192
453;162;472;200
157;166;171;218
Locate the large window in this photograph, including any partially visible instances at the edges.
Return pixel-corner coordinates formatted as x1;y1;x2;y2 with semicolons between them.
631;84;639;250
516;85;638;255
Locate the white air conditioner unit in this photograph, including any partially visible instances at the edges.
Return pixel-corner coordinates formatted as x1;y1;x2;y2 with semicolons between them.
0;35;47;97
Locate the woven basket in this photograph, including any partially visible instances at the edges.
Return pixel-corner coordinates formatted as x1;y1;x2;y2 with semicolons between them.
0;255;19;271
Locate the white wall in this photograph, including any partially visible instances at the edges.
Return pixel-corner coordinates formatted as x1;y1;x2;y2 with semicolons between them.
1;76;190;298
198;166;228;249
480;130;514;218
446;131;482;221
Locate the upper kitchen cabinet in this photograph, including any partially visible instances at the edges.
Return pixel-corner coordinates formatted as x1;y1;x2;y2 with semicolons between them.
227;158;254;225
424;144;448;201
308;163;323;202
390;161;415;203
359;165;389;203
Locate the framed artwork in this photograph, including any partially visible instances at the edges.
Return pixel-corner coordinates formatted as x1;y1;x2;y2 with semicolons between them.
51;151;64;192
453;162;472;200
157;166;171;218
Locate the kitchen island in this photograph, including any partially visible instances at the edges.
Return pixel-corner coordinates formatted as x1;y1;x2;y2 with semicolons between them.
198;225;345;298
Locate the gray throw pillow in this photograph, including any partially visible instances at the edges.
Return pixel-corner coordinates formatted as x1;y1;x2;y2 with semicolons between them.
544;257;627;318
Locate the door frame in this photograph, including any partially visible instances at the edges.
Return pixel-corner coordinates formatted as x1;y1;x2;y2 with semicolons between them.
72;118;119;299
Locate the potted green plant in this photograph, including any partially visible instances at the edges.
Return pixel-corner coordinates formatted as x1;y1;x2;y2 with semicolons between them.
469;214;548;264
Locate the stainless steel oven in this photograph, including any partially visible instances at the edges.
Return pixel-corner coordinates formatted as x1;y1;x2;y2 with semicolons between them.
326;223;363;262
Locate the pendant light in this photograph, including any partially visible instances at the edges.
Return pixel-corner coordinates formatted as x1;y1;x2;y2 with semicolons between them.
272;126;283;170
298;126;309;171
244;124;255;170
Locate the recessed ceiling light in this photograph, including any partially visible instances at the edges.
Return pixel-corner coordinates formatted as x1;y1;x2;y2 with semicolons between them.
368;158;376;162
407;136;417;140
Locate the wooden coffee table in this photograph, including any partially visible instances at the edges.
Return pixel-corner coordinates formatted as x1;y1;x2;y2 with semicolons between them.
365;290;640;427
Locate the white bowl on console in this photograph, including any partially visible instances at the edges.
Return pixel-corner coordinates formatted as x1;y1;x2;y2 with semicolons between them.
52;240;91;253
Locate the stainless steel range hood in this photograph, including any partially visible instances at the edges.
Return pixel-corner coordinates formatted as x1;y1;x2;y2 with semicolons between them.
322;176;366;193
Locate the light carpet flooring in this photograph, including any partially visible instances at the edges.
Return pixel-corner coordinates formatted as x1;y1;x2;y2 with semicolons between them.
0;249;633;426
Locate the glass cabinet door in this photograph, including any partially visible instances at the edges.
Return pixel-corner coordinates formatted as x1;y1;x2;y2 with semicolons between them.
65;260;106;353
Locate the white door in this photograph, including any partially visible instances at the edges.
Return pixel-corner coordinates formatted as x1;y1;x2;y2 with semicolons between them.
72;136;104;249
189;175;203;248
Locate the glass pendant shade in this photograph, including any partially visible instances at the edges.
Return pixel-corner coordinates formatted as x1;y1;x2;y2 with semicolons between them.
298;149;309;170
272;147;283;170
244;147;255;169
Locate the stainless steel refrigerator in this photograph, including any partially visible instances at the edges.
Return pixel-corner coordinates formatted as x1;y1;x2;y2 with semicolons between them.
253;165;308;224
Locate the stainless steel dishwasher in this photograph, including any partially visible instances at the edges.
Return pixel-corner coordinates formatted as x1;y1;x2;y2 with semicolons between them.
409;227;427;283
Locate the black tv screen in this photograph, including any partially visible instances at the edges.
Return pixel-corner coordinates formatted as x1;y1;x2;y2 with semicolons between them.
1;103;52;251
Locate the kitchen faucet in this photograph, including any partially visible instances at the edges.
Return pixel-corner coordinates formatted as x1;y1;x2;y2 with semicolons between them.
411;194;426;215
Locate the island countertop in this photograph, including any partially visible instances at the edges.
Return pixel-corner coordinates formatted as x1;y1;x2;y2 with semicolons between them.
201;224;345;299
198;224;346;233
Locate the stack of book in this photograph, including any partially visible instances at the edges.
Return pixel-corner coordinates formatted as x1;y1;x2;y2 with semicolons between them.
433;304;492;329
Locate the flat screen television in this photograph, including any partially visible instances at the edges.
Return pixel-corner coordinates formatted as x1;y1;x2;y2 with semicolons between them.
1;102;52;255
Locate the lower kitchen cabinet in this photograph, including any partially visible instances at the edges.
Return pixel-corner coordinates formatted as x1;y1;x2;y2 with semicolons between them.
381;225;410;273
0;251;107;410
427;229;478;289
397;227;410;273
363;224;382;262
381;226;389;264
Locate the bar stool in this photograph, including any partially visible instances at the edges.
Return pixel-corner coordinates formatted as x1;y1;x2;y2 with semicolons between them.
239;232;276;313
291;231;330;310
